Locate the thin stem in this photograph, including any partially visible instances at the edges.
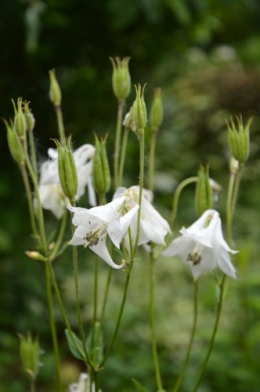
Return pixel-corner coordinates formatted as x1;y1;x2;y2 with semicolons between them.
114;100;124;189
226;170;236;244
134;129;145;252
19;162;39;239
30;378;35;392
28;130;38;180
100;267;112;324
192;277;226;392
230;164;243;226
173;280;198;392
93;256;99;323
149;246;163;390
148;128;158;192
54;103;66;145
45;263;62;392
118;126;129;187
49;210;68;261
170;177;198;228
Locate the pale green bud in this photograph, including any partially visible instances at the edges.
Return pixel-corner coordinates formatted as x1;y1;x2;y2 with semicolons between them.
110;57;131;101
227;116;253;164
195;166;213;217
4;119;24;164
49;69;62;105
12;98;27;138
150;88;163;130
54;137;78;200
19;332;40;381
229;156;239;175
132;84;147;131
92;134;111;196
25;250;47;262
23;101;35;132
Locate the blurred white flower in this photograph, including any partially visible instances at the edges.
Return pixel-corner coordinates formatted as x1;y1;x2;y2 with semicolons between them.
38;144;96;218
113;186;171;250
68;196;139;269
163;209;237;280
69;372;101;392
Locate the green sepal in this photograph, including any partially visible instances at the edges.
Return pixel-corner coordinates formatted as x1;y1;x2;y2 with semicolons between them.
86;321;103;367
110;57;131;101
227;116;253;164
92;134;111;196
5;120;24;164
133;84;147;131
65;329;86;361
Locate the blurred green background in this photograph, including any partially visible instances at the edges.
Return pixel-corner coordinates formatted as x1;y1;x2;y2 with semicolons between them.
1;0;260;391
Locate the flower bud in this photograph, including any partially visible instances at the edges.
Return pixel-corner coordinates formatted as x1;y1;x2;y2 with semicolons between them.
19;332;41;381
4;120;24;164
132;84;147;131
12;98;27;138
92;134;111;196
23;101;35;132
54;137;78;200
49;69;62;105
25;251;47;262
227;116;253;164
110;57;131;101
150;88;163;130
195;166;213;217
229;156;239;175
123;105;136;132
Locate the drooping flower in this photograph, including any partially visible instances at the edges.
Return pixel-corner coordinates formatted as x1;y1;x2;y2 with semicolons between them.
163;209;237;280
113;186;171;249
38;144;96;218
68;196;139;269
69;372;101;392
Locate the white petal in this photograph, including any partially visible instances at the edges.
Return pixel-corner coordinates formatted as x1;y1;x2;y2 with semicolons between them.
90;239;124;269
39;184;66;219
108;204;139;248
190;247;217;280
163;236;195;258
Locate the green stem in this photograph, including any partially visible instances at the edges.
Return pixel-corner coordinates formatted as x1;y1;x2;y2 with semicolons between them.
173;280;198;392
49;210;68;261
100;267;112;324
170;177;198;228
55;103;66;145
149;246;163;390
148;128;158;192
134;129;145;252
192;277;225;392
230;164;243;227
118;126;129;187
19;162;39;240
93;256;99;323
30;378;35;392
226;170;236;244
45;263;62;392
114;100;124;189
28;130;38;180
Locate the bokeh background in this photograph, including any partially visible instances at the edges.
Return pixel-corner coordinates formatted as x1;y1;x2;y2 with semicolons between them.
1;0;260;391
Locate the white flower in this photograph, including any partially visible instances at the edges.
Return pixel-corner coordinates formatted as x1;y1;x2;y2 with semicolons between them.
69;372;101;392
68;196;139;269
113;186;171;249
38;144;96;218
163;209;237;280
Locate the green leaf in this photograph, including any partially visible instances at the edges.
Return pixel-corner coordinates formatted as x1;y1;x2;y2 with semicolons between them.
131;378;149;392
65;329;86;361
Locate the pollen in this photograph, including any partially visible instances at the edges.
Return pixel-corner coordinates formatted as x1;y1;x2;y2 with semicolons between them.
187;251;202;265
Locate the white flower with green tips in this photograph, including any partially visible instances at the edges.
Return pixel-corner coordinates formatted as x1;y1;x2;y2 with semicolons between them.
163;209;237;280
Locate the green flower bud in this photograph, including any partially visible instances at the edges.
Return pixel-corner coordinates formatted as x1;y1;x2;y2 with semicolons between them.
19;332;41;381
23;101;35;132
49;69;62;105
195;166;213;217
4;120;24;164
92;134;111;196
12;98;27;138
110;57;131;101
54;137;78;200
227;116;253;164
132;84;147;131
150;88;163;130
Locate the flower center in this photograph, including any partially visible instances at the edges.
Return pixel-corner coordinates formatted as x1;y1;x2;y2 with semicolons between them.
83;224;107;248
187;243;203;266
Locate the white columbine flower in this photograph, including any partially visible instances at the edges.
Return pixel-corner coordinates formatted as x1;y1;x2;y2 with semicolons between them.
113;186;171;249
38;144;96;218
69;372;101;392
68;196;139;269
163;209;237;280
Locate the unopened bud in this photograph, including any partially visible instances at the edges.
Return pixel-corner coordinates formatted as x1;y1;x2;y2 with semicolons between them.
150;88;163;130
93;134;111;196
110;57;131;101
195;166;213;217
54;137;78;200
229;157;239;175
227;116;253;164
19;332;41;381
25;251;47;262
23;101;35;132
49;69;62;105
4;120;24;164
123;106;136;132
12;98;27;138
132;84;147;131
